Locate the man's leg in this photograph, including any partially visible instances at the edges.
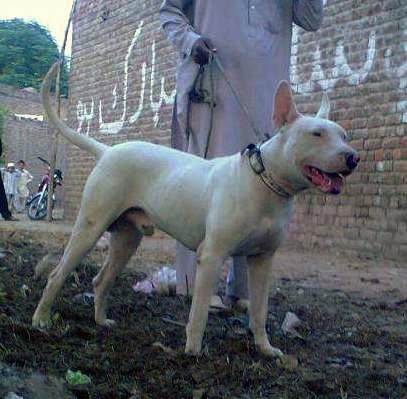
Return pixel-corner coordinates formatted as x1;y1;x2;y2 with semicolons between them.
0;175;12;220
13;194;23;213
226;256;249;304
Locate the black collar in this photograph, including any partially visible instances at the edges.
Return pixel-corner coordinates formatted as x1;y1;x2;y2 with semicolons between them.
244;144;293;198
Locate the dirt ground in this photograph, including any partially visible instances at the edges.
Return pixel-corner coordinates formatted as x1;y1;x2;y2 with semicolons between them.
0;220;406;398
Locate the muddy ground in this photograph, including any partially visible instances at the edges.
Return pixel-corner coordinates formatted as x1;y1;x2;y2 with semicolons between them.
0;235;406;399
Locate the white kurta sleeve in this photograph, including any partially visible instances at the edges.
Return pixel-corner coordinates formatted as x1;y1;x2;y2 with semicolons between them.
159;0;201;58
292;0;324;31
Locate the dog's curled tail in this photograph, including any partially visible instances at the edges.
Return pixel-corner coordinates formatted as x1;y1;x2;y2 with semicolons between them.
41;62;107;159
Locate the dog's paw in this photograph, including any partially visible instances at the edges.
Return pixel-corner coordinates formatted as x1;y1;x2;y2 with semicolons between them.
184;347;201;356
257;343;284;358
184;341;202;356
32;311;52;329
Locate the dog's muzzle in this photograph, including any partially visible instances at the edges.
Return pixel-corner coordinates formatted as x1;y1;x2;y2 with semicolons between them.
345;152;360;171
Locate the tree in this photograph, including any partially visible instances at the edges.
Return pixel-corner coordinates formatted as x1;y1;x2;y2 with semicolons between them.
0;18;68;96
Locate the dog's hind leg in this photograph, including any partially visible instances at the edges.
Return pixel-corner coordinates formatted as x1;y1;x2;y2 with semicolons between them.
93;218;142;327
247;253;283;358
32;215;109;329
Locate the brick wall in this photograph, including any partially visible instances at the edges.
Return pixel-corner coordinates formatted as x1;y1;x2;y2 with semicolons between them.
66;0;407;260
0;84;67;196
289;0;407;260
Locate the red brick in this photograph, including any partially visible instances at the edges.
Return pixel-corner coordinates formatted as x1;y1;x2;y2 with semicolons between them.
374;149;384;161
382;137;400;149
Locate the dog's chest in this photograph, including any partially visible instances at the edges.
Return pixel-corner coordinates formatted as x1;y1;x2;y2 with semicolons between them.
233;217;285;256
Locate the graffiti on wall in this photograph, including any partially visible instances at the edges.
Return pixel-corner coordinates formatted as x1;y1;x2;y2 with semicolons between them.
391;42;407;123
76;14;407;135
291;24;407;123
290;28;377;91
77;20;176;136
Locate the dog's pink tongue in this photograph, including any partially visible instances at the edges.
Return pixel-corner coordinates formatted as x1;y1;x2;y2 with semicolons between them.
311;170;327;188
311;170;334;193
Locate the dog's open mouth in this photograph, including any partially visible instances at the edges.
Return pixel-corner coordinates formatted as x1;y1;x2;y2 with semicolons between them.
303;165;350;195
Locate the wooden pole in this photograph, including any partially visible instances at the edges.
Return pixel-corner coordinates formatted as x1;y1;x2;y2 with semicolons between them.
46;0;77;221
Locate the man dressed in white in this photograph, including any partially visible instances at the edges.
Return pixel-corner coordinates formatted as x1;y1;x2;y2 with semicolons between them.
160;0;324;304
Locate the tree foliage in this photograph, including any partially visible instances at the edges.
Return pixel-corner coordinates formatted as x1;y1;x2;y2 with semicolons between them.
0;18;68;96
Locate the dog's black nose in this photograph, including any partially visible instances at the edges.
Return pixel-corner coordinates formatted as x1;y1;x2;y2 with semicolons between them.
345;152;360;170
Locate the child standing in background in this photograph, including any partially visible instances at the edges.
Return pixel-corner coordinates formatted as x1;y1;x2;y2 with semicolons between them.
15;160;33;212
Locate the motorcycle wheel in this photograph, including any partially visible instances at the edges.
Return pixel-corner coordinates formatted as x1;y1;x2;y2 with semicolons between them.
27;194;48;220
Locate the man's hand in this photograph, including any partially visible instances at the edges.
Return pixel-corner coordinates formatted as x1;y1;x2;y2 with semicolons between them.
191;37;215;65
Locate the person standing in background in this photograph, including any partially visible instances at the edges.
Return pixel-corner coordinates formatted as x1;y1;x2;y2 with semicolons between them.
160;1;324;307
0;139;18;221
15;160;33;212
3;162;20;212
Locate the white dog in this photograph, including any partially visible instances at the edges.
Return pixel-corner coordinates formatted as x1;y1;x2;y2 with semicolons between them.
33;63;359;357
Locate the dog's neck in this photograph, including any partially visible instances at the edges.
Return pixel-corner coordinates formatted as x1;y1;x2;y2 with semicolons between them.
246;143;294;198
247;127;309;197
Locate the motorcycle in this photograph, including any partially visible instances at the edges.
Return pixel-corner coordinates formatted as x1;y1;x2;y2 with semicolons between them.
27;158;63;220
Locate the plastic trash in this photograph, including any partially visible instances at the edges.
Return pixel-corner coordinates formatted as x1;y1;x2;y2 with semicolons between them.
281;311;303;339
133;266;176;295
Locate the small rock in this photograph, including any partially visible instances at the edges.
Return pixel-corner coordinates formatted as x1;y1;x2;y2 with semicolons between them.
360;277;380;284
0;248;13;259
281;312;303;339
73;292;94;304
20;284;31;297
5;393;24;399
193;388;206;399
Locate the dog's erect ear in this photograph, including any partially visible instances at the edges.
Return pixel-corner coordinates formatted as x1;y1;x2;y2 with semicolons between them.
273;81;300;129
316;92;330;119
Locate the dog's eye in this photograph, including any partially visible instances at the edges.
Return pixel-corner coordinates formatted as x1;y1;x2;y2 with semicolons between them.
312;131;322;137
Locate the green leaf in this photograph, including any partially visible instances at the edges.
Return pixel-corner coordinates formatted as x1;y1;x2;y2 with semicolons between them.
0;18;69;96
65;369;92;386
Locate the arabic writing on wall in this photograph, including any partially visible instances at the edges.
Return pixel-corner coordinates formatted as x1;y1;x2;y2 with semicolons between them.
76;18;407;135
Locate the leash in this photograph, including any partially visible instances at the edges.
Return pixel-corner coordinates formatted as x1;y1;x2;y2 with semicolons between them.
210;54;292;197
186;53;290;197
212;54;267;143
186;53;269;158
186;60;216;158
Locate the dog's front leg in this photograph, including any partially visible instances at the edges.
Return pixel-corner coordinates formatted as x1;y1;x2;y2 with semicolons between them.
185;241;225;355
247;253;283;358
